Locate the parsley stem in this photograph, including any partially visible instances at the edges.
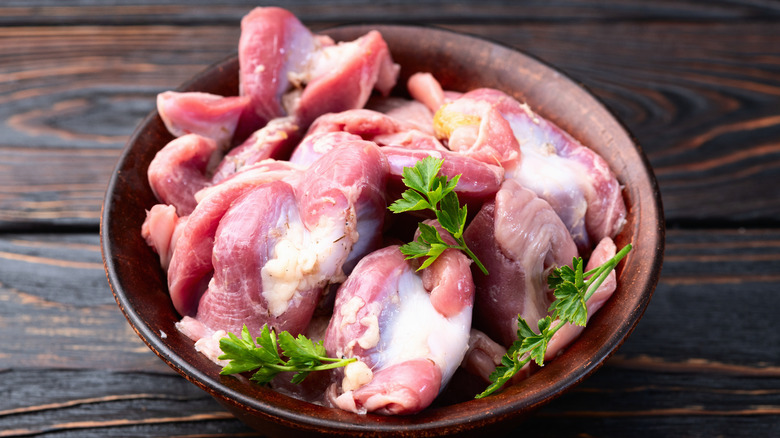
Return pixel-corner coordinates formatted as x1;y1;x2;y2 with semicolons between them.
263;358;356;374
313;358;358;370
583;243;632;302
460;241;489;275
300;358;357;372
318;356;355;363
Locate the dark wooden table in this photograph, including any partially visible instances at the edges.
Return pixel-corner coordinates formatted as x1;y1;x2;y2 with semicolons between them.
2;1;779;436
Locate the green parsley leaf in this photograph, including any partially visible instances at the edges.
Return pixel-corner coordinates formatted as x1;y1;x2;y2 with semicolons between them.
388;189;430;213
219;324;357;385
475;243;632;398
388;157;487;275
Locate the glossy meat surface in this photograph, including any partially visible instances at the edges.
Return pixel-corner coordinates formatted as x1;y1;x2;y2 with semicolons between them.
464;179;578;347
138;8;631;414
147;133;218;216
156;91;250;148
466;88;627;254
165;161;298;317
239;7;398;128
175;142;387;342
294;108;503;204
324;245;474;414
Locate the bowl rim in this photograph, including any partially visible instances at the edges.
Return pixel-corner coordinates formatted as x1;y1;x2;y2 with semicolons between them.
101;22;665;435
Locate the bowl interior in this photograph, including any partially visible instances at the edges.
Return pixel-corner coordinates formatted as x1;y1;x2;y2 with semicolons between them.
101;24;664;436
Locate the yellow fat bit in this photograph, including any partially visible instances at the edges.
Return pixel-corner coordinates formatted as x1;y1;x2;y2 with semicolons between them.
433;104;481;140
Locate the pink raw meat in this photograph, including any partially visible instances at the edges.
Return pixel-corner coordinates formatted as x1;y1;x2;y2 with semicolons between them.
466;87;627;254
239;7;399;128
141;204;184;271
544;236;618;362
292;30;399;127
463;179;578;348
173;141;387;343
238;7;324;124
365;96;435;134
433;92;521;169
210;116;301;183
407;72;446;113
195;181;322;336
293;109;503;204
324;244;474;415
304;108;446;152
156;91;251;148
381;146;504;205
166;161;299;317
147;133;218;216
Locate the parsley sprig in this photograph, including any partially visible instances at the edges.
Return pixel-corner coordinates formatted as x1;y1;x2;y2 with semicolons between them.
219;325;356;384
475;243;632;398
388;157;488;275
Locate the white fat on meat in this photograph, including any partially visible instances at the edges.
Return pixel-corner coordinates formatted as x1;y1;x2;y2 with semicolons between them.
510;143;590;246
324;244;474;415
376;269;471;381
261;211;350;317
342;360;374;392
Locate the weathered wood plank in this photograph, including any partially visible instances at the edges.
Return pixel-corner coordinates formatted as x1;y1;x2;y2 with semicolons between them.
2;362;777;438
1;0;780;26
0;233;170;372
2;228;779;371
455;22;780;225
1;229;778;434
0;370;253;437
1;366;778;437
2;20;779;229
0;24;240;229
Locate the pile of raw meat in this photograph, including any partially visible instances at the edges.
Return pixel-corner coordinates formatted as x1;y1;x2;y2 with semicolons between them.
141;7;627;415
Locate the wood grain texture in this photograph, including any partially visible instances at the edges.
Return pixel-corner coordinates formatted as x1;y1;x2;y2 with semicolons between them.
1;19;779;228
1;229;778;437
1;0;780;26
0;234;170;372
444;21;780;225
1;2;779;436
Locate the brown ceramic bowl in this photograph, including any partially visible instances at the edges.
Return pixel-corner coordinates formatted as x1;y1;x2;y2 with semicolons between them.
101;24;664;437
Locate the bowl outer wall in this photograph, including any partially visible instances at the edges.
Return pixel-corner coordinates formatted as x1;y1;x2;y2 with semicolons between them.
100;24;664;437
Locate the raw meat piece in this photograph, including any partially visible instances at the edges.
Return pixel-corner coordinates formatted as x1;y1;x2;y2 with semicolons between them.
141;204;184;271
463;179;578;348
544;236;618;362
210;116;301;183
295;109;503;204
209;6;398;183
166;161;299;317
196;180;326;336
147;133;218;216
463;87;627;254
173;141;388;340
156;91;251;148
407;72;446;113
238;7;324;124
406;72;463;113
365;96;435;134
239;7;399;128
382;146;503;205
294;138;389;276
289;131;366;168
459;238;618;386
194;160;301;204
304;108;446;152
433;92;521;169
460;329;508;384
324;244;474;415
291;30;399;127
